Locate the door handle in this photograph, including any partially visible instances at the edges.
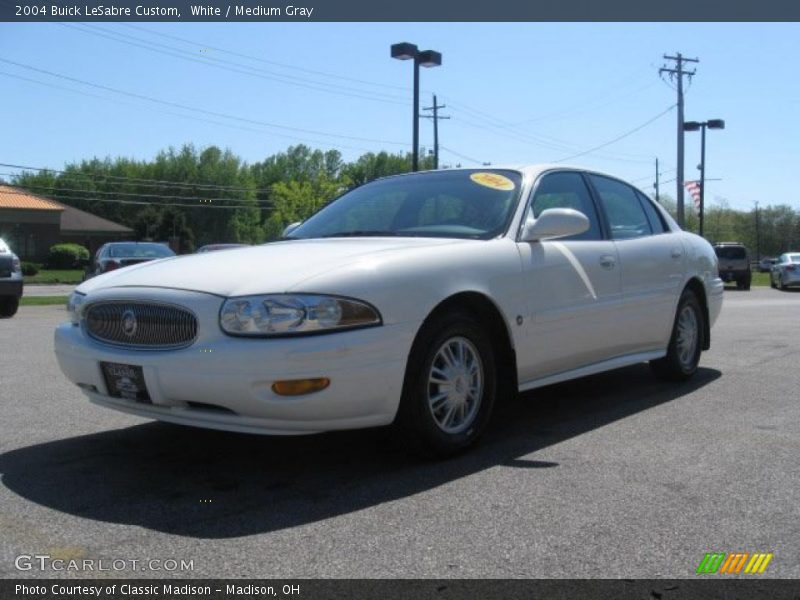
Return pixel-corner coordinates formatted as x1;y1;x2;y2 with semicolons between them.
599;255;616;269
670;248;683;259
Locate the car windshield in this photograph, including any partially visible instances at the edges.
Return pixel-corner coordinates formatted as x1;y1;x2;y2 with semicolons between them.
108;243;175;258
287;169;524;240
715;246;746;260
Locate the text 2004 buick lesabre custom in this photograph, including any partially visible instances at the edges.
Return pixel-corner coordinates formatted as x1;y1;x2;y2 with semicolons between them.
55;166;723;456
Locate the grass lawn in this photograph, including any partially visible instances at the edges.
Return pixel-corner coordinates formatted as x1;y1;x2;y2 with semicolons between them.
20;296;69;306
26;269;84;284
751;272;771;287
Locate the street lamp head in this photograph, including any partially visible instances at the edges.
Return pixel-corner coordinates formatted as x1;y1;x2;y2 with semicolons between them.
683;121;701;132
707;119;725;130
391;42;418;60
417;50;442;68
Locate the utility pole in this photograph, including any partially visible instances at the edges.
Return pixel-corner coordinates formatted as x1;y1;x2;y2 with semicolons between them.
422;94;450;170
660;52;698;228
755;201;761;262
654;157;660;203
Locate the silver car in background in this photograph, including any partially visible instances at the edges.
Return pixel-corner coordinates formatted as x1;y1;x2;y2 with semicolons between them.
770;253;800;290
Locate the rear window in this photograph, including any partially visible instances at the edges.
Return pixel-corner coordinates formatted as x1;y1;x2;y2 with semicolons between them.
108;243;175;258
714;246;746;260
789;254;800;263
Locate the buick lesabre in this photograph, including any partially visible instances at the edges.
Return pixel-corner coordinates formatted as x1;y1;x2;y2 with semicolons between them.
55;166;723;456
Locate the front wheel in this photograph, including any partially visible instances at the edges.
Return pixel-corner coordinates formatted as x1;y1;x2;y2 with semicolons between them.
650;289;704;381
0;296;19;318
393;312;496;458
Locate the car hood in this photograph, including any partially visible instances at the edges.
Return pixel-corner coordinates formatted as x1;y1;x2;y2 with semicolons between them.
77;237;466;297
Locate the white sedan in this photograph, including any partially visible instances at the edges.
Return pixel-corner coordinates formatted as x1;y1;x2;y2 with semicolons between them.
55;165;723;456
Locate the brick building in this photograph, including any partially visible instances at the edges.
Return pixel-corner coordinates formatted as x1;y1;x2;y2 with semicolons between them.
0;185;133;261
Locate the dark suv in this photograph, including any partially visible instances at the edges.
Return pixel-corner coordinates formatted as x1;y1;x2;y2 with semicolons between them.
713;242;751;290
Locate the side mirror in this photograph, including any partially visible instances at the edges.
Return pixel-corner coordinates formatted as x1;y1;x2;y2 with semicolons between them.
520;208;590;242
282;221;302;237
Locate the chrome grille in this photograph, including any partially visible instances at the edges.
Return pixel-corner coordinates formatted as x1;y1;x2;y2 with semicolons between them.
84;301;197;349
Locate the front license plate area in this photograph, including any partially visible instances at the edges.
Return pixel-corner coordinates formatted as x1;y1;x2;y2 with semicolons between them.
101;362;152;404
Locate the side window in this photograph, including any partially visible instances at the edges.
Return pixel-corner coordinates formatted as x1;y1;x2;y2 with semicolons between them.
588;175;652;240
636;191;667;234
530;172;602;241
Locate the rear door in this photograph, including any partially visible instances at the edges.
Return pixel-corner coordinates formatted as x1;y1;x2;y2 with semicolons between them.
586;174;685;353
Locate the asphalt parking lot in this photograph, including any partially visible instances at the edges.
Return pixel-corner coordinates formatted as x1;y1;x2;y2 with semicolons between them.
1;287;798;579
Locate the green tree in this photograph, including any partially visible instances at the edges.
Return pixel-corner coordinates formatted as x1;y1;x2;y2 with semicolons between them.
263;177;343;240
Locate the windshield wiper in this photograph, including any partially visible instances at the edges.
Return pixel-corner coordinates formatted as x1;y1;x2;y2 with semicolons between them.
316;231;400;238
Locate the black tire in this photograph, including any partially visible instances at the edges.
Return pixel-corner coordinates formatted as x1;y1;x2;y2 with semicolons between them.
779;275;787;291
0;296;19;318
770;275;777;289
393;311;497;458
743;275;751;291
650;289;704;382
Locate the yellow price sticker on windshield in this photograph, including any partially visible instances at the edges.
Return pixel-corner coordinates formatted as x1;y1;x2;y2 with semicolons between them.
470;172;515;191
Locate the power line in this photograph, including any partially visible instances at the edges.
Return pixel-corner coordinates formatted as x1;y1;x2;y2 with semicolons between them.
0;57;410;148
446;103;655;164
0;161;274;194
439;146;484;165
60;23;411;107
4;182;273;205
123;24;410;94
0;69;385;155
442;88;659;163
0;188;265;210
554;105;676;163
630;167;676;183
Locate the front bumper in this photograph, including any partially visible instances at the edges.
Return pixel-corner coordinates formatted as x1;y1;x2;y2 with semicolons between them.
54;287;416;434
0;275;23;297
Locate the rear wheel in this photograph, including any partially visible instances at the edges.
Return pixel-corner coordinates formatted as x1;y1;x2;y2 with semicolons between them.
650;289;704;381
779;275;787;290
393;311;496;458
0;296;19;318
770;274;777;289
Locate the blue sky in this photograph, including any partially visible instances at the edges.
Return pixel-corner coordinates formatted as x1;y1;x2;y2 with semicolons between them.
1;22;798;211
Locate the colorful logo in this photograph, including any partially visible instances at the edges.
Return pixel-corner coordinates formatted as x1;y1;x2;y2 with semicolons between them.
469;172;515;191
696;552;773;574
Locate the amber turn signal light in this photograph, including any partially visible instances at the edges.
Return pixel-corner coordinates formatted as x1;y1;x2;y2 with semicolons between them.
271;378;330;396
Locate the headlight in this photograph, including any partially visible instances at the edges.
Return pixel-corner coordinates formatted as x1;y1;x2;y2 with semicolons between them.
66;291;86;325
11;254;20;273
219;294;381;336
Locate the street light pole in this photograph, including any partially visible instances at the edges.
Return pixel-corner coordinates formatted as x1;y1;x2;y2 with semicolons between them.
683;118;725;238
699;122;706;237
391;42;442;172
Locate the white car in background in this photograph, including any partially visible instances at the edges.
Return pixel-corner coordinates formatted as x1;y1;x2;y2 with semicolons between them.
55;166;723;456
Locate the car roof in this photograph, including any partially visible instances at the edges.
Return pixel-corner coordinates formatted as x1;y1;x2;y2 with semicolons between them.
375;163;620;185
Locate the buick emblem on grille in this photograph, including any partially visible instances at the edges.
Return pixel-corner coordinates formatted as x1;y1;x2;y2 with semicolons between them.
121;309;138;338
